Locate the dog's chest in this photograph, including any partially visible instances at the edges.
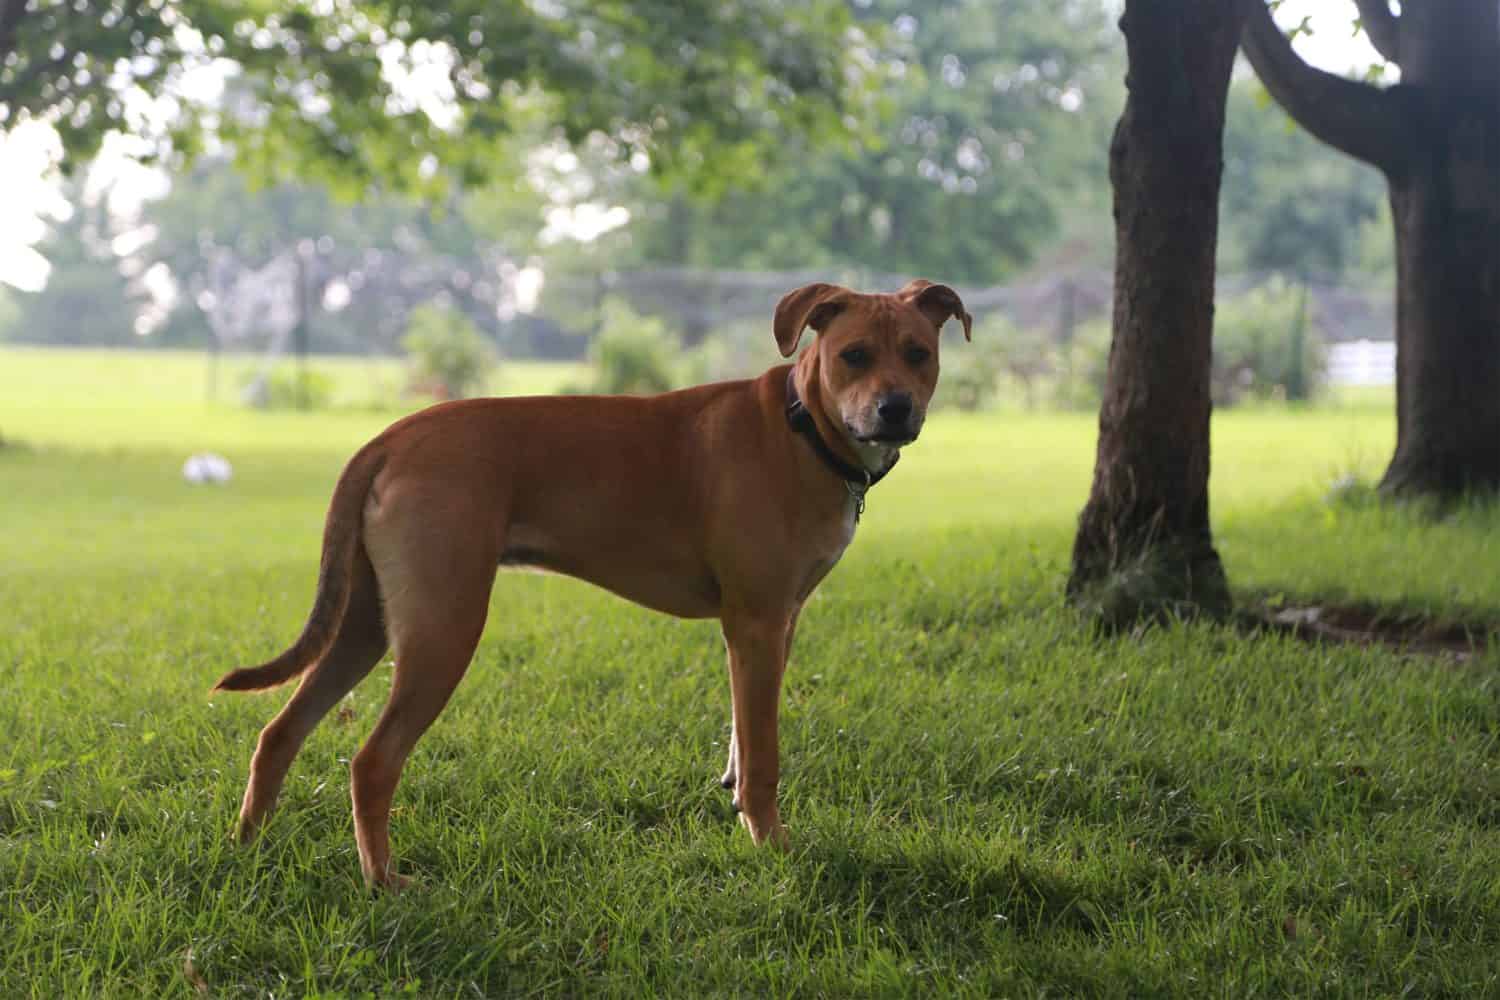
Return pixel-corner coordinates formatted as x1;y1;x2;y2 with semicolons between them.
796;494;859;601
816;490;860;553
838;491;860;547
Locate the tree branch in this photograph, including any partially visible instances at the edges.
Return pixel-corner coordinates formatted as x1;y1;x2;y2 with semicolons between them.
0;0;28;66
1351;0;1400;63
1240;0;1407;175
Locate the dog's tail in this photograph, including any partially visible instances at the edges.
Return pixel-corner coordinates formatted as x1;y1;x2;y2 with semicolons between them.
213;446;386;693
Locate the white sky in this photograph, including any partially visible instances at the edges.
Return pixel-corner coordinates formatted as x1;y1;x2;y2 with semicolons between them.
0;2;1385;293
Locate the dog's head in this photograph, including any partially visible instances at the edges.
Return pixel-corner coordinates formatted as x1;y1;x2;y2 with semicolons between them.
774;279;971;454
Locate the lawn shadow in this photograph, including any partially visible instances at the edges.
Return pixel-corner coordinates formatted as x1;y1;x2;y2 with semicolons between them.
1239;592;1500;663
792;836;1121;941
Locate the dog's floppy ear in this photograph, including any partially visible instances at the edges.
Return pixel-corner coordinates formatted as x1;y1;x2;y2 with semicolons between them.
773;282;854;358
899;279;972;342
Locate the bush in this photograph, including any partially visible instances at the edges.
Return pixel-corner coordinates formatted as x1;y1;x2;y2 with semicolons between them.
240;365;336;410
1057;278;1323;410
1053;319;1112;411
587;300;680;395
402;303;498;400
938;317;1066;412
1213;277;1322;405
940;347;1003;412
938;317;1021;412
680;322;778;386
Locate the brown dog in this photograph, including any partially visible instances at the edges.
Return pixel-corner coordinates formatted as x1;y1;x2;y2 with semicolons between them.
215;279;972;888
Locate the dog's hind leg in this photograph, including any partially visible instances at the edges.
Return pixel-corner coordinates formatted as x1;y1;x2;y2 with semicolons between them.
236;545;388;844
351;513;497;889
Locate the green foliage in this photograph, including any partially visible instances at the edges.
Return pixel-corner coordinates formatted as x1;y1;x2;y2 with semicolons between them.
1221;83;1388;279
6;195;144;346
239;365;336;411
1058;280;1323;411
580;0;1122;284
938;345;1003;412
1213;277;1323;405
584;300;680;394
1;0;862;191
1052;319;1114;411
678;324;781;388
139;157;527;355
401;303;497;400
938;317;1057;412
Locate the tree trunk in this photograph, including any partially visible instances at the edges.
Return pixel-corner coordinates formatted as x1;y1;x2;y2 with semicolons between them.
1241;0;1500;501
1067;0;1242;622
1378;59;1500;497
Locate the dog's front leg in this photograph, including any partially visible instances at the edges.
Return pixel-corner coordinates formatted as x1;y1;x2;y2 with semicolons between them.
722;608;793;849
719;607;799;793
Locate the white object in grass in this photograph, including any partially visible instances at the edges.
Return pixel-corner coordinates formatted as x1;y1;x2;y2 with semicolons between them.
183;453;233;484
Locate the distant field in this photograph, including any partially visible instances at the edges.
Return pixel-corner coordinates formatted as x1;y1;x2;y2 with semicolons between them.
3;346;1498;995
0;346;588;451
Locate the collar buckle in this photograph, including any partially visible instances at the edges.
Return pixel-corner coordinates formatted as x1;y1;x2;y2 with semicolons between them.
845;478;869;521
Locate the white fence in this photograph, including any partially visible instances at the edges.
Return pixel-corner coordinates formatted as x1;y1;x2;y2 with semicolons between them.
1326;339;1396;387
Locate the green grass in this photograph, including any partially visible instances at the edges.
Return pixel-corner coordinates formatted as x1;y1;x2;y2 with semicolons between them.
3;347;1498;996
0;345;588;452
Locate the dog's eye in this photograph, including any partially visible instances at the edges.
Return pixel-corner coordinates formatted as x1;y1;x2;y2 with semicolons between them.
840;347;871;368
904;347;931;366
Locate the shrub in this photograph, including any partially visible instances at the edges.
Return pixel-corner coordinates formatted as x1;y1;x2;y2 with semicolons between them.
940;347;1004;412
240;365;336;410
401;303;498;400
939;317;1024;412
938;317;1064;412
1057;278;1323;410
1053;319;1112;411
587;300;679;394
1212;277;1322;405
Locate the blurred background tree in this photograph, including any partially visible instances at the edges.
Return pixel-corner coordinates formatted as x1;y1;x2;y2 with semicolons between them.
5;184;144;346
401;301;496;400
0;0;864;189
0;0;1404;408
1219;86;1387;283
580;0;1123;286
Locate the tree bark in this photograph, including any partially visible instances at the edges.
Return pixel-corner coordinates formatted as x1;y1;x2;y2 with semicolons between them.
1067;0;1242;621
1242;0;1500;500
1379;8;1500;497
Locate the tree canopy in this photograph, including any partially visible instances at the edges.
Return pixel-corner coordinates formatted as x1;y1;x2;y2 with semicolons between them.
0;0;864;192
1;0;1408;361
582;0;1122;285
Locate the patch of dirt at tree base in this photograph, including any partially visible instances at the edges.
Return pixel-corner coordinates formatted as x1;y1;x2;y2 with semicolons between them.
1245;599;1497;662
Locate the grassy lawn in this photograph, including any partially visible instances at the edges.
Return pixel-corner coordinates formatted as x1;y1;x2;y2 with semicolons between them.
2;347;1497;995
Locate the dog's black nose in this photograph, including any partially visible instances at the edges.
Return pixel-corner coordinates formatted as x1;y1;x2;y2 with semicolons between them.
877;393;913;425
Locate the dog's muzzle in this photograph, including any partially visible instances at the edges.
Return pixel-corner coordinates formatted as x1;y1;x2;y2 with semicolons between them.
853;392;921;445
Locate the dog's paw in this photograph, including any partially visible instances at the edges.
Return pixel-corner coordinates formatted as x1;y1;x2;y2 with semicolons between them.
234;815;260;846
364;868;415;893
379;872;415;894
738;811;789;851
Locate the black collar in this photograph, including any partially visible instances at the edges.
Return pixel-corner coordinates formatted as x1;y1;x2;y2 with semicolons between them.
784;368;898;492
